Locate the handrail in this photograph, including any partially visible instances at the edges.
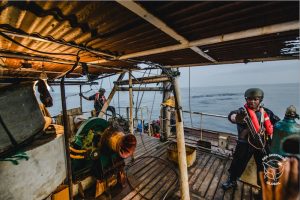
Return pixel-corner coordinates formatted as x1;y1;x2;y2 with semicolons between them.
182;110;231;139
182;110;227;118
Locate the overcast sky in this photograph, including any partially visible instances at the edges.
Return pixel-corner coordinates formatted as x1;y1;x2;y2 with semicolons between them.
178;60;300;88
90;59;299;91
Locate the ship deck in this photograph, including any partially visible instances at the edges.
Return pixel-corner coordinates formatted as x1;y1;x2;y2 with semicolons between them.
104;131;259;200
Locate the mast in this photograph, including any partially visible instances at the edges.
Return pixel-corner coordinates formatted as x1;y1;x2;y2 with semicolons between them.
172;74;191;200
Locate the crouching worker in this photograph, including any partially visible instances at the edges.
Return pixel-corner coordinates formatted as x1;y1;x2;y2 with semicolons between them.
80;88;116;117
222;88;280;190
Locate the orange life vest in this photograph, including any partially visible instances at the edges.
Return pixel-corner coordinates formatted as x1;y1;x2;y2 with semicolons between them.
95;93;106;105
244;104;273;136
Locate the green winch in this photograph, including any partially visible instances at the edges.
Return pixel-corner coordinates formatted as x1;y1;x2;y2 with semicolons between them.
271;105;300;155
70;117;136;181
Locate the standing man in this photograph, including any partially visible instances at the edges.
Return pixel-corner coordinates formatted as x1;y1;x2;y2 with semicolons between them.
222;88;280;190
80;88;116;117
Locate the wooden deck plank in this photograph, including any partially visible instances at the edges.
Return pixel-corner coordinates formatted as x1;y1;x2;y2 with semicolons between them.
242;184;251;200
150;169;177;200
212;159;232;200
205;159;226;200
192;156;217;191
198;158;221;196
189;154;211;186
122;160;164;200
131;167;171;200
134;138;160;154
233;181;243;200
127;146;168;174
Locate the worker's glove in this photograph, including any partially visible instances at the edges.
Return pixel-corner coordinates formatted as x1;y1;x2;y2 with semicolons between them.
235;110;247;124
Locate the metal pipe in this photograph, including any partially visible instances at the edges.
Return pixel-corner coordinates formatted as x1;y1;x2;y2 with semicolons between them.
182;110;227;118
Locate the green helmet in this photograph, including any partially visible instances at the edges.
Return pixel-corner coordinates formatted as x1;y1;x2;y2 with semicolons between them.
98;88;106;93
244;88;264;100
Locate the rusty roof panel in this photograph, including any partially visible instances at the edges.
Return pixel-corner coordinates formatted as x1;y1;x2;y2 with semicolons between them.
0;1;299;80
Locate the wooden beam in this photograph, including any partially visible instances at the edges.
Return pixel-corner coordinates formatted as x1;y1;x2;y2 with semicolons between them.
98;73;125;118
118;21;299;60
48;81;98;86
0;51;128;72
116;86;166;91
115;75;170;85
164;56;298;68
117;0;216;62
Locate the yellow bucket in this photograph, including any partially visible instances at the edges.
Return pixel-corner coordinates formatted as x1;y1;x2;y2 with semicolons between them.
167;142;196;167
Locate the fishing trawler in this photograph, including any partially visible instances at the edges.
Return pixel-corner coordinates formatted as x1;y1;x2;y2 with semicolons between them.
0;1;299;200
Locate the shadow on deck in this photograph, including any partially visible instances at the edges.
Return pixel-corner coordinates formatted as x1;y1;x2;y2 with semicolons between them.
102;132;259;200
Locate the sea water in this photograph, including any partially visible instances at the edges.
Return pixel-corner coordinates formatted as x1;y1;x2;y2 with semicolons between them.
46;83;299;135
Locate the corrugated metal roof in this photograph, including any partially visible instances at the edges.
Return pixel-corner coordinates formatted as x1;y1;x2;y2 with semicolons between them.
0;1;299;81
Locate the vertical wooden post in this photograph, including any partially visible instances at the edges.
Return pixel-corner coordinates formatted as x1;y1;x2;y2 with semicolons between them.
129;71;134;135
166;107;171;136
161;81;171;140
98;73;125;118
172;76;190;200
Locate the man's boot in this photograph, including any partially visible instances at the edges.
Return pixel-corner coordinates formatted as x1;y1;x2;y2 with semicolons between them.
222;176;237;190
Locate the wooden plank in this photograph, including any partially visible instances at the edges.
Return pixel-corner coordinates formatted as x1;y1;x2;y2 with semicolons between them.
212;160;231;200
128;147;167;175
125;142;168;167
131;167;171;200
192;156;217;191
250;187;260;200
189;154;211;186
150;169;177;200
242;184;251;200
188;152;205;180
133;139;161;156
133;159;158;179
233;180;243;200
198;158;221;196
205;159;226;200
122;160;164;200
